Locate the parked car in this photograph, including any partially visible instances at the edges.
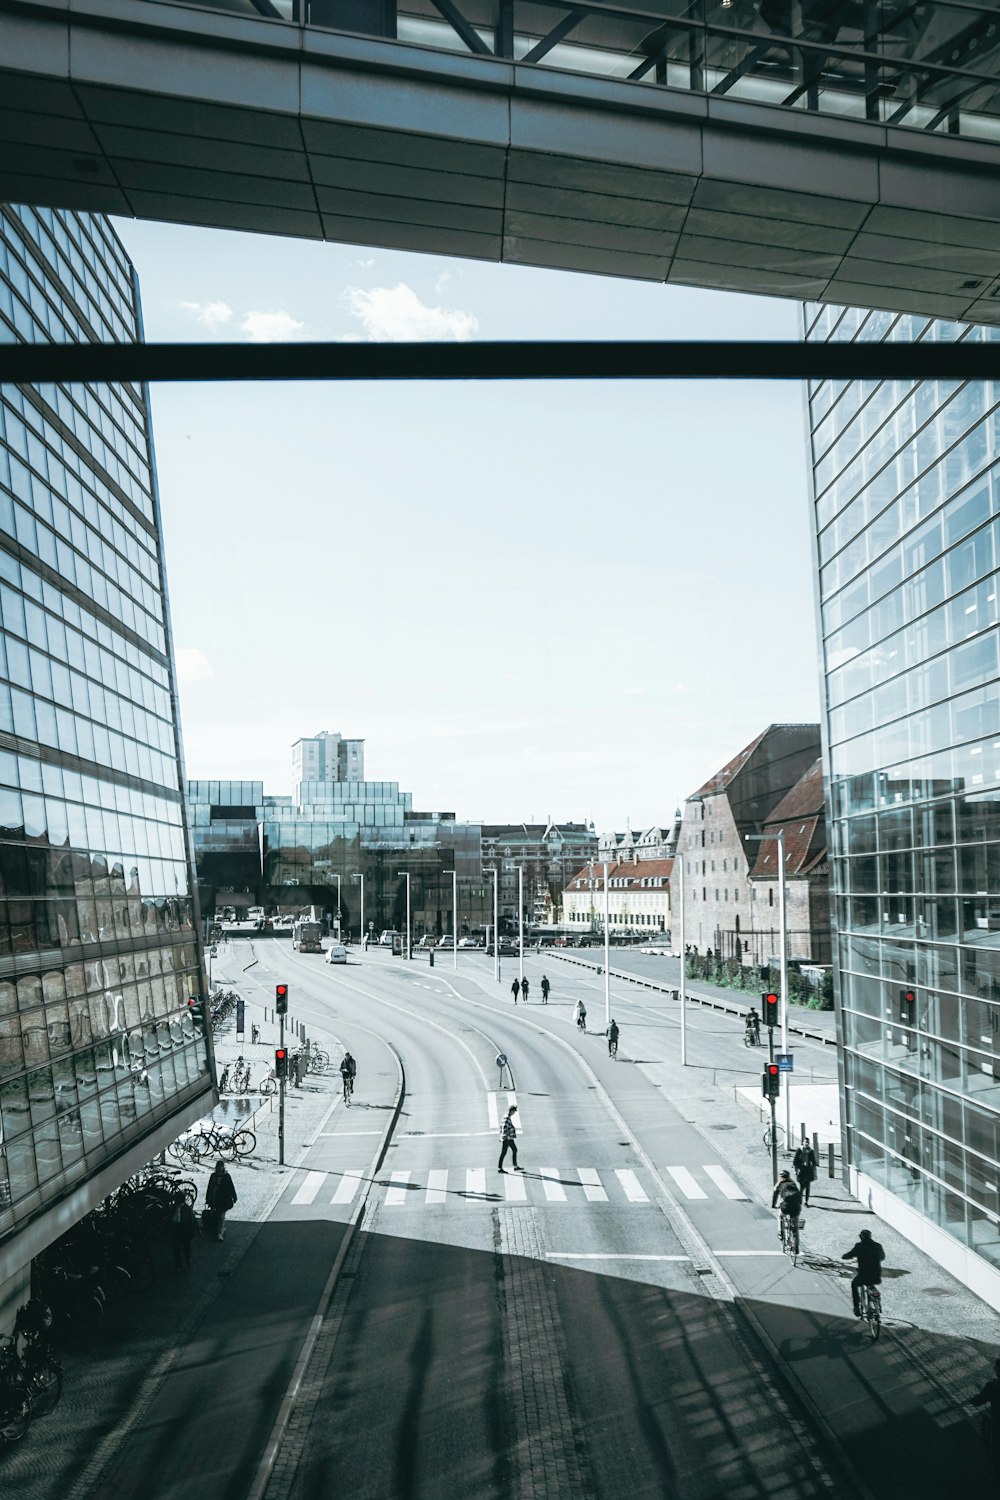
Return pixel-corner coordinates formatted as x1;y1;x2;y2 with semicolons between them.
437;935;454;949
457;937;481;949
416;935;438;950
325;944;348;965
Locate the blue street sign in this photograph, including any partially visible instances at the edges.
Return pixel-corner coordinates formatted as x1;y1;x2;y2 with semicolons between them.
777;1052;793;1072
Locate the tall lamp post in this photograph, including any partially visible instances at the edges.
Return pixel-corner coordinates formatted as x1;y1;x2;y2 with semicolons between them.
397;871;411;960
678;854;686;1066
518;865;524;989
603;860;611;1030
351;872;364;948
744;827;790;1145
492;866;500;984
452;868;458;972
333;873;341;941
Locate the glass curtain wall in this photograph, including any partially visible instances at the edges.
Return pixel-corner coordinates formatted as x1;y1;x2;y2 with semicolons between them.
0;205;212;1258
806;303;1000;1277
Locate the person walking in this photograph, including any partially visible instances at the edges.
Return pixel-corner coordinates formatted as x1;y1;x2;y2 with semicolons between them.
206;1159;238;1242
497;1105;521;1173
251;1023;260;1045
520;976;529;1002
511;978;520;1004
171;1196;197;1270
607;1018;620;1056
793;1139;818;1205
540;975;550;1004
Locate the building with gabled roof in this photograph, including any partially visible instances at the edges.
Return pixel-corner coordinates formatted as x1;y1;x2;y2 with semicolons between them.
563;859;673;939
673;725;829;964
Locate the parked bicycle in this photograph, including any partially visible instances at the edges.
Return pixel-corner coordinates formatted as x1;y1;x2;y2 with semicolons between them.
0;1333;31;1444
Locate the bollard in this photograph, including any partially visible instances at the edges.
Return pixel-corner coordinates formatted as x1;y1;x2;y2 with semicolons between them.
828;1142;835;1177
429;950;435;968
813;1131;819;1162
800;1122;807;1145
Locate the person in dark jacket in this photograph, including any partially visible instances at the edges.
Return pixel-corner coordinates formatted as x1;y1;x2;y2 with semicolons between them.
793;1140;819;1205
520;976;529;1002
540;975;550;1003
511;979;520;1005
497;1106;521;1173
842;1228;885;1316
206;1160;237;1242
171;1197;197;1269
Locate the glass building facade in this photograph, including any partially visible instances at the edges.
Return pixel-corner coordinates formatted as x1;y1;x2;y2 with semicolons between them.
188;776;489;939
0;205;212;1306
806;303;1000;1300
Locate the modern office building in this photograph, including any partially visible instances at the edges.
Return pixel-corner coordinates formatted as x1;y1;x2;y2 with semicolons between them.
806;305;1000;1306
0;205;213;1325
188;750;489;940
481;823;599;928
291;731;364;801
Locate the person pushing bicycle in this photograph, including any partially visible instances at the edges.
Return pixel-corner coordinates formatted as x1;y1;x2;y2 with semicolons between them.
842;1228;884;1317
746;1009;761;1045
771;1170;803;1238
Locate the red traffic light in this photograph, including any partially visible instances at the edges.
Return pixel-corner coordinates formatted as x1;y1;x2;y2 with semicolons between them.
275;1046;288;1079
763;1062;781;1100
275;983;288;1015
901;989;915;1004
762;991;780;1027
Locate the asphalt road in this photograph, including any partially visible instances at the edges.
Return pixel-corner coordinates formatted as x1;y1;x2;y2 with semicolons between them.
88;943;996;1500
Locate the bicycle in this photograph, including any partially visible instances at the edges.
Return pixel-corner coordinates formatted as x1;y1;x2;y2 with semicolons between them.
0;1336;31;1444
341;1072;354;1106
763;1123;785;1152
858;1281;882;1340
779;1209;799;1263
259;1069;277;1097
744;1027;761;1048
607;1036;618;1058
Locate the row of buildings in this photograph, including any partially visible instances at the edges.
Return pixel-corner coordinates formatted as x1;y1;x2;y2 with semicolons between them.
3;201;1000;1325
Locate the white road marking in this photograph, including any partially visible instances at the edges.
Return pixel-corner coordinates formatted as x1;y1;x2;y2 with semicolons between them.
400;1130;494;1139
714;1250;786;1257
426;1169;448;1204
539;1168;567;1201
487;1092;499;1131
320;1130;381;1137
291;1170;326;1206
385;1170;412;1205
545;1253;689;1261
666;1166;707;1200
503;1171;527;1201
577;1167;608;1201
703;1165;748;1200
466;1167;487;1197
331;1169;364;1205
615;1169;650;1203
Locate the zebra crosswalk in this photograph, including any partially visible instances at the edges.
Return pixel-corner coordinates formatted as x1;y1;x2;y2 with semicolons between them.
289;1162;748;1210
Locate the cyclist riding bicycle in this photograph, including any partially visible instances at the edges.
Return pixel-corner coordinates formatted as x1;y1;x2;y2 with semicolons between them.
574;1000;587;1032
339;1052;357;1091
607;1019;619;1056
771;1169;803;1239
745;1009;761;1045
842;1228;885;1316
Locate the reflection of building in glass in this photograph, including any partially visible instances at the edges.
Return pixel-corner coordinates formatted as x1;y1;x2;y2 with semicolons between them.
188;772;490;940
0;205;212;1321
806;304;1000;1307
482;824;599;928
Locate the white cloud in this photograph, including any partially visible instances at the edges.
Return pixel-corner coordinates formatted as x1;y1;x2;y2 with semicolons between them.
344;283;478;342
240;309;306;343
175;647;214;683
180;299;233;331
357;257;374;268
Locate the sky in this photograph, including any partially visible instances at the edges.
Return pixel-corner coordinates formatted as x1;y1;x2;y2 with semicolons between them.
113;218;821;832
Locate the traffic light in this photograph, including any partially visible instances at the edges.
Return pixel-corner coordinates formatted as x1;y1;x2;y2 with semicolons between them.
762;991;780;1029
275;983;288;1015
275;1047;288;1080
187;996;198;1012
763;1062;781;1100
898;987;916;1023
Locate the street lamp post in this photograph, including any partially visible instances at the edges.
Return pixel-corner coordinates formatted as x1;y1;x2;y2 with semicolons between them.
397;871;411;960
518;865;524;988
744;827;791;1145
333;873;341;941
351;872;364;948
452;868;458;972
603;860;610;1030
492;866;500;984
678;854;686;1066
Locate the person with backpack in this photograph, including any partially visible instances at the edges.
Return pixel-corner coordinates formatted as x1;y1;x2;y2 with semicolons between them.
842;1228;885;1317
205;1160;237;1242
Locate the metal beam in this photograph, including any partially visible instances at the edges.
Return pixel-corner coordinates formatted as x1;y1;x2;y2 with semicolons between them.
2;341;1000;384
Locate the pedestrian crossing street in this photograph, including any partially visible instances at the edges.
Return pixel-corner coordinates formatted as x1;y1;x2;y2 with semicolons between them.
289;1162;749;1210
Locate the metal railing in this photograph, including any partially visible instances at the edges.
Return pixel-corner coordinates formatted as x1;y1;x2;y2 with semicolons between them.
140;0;1000;144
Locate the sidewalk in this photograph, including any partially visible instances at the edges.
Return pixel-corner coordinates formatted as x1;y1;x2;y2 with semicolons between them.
4;983;343;1500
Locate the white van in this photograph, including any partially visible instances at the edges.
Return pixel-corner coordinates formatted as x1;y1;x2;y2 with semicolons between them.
325;944;348;965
